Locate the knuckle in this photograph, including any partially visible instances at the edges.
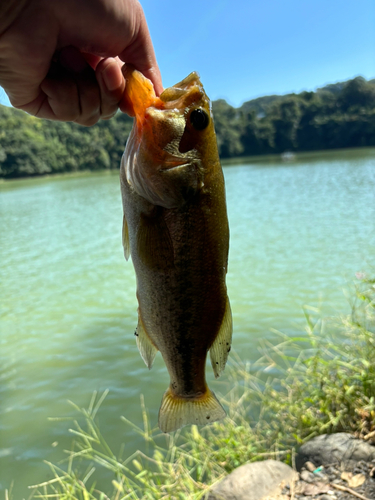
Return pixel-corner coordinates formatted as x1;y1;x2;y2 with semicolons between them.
75;113;100;127
60;110;80;122
101;111;117;121
100;102;119;119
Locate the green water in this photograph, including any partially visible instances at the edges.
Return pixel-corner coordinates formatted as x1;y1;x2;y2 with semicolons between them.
1;148;374;497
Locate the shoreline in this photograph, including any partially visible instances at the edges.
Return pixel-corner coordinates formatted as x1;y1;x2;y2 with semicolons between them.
1;146;374;183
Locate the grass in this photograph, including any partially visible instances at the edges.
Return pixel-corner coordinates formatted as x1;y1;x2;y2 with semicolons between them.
10;275;375;500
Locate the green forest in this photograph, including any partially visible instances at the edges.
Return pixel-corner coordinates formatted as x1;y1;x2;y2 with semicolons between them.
0;76;374;178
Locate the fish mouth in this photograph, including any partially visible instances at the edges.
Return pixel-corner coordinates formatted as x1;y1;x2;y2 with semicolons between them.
160;72;201;100
122;66;207;119
160;72;207;111
122;66;209;128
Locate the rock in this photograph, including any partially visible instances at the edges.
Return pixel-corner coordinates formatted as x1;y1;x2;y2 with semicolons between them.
207;459;298;500
304;460;316;472
299;481;331;496
295;433;375;471
299;470;315;482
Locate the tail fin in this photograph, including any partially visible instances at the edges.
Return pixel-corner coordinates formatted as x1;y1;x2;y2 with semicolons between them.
158;387;226;433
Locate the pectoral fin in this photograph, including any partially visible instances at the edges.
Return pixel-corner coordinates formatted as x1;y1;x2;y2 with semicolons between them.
122;214;130;261
137;211;174;270
135;313;158;369
209;297;233;378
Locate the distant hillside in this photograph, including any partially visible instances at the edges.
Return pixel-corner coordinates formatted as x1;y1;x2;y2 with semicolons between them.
232;77;370;115
1;76;374;178
212;75;375;159
317;81;346;95
239;94;289;116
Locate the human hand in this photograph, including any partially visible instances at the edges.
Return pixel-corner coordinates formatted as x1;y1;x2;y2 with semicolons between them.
0;0;162;125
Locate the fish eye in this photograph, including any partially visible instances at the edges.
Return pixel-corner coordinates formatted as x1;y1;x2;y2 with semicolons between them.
189;108;209;131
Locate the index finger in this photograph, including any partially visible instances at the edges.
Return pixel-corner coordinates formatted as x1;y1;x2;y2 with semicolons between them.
117;5;163;96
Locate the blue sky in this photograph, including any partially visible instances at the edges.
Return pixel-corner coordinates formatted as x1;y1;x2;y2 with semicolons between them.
0;0;374;108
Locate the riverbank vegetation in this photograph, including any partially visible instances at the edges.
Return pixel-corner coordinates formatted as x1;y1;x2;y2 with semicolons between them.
1;76;374;179
14;274;374;500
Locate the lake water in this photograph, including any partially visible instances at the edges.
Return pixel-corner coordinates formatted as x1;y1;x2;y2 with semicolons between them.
1;148;374;497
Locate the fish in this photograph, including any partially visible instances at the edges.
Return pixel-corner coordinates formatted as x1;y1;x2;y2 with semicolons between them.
120;66;232;433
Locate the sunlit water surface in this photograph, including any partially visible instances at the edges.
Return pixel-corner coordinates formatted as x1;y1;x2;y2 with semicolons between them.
1;148;374;497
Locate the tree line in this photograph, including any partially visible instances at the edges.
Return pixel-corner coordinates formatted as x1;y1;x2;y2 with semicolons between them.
0;76;374;178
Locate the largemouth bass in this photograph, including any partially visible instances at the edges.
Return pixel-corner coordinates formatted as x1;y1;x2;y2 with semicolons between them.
120;67;232;433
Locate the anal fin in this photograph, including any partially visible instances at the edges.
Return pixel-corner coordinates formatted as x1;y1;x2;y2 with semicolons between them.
210;297;233;378
158;387;226;433
135;313;158;369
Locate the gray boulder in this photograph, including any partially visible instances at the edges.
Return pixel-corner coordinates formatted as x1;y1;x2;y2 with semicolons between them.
207;459;297;500
296;432;375;471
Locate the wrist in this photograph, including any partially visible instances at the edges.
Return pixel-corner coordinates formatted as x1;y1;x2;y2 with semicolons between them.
0;0;30;36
